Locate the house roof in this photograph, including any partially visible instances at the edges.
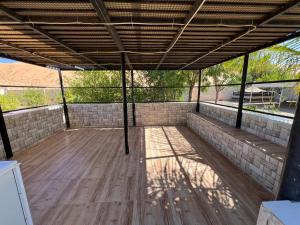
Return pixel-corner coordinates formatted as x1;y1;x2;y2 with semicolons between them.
0;0;299;70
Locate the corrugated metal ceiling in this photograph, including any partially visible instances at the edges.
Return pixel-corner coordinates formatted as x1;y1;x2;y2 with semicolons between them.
0;0;298;70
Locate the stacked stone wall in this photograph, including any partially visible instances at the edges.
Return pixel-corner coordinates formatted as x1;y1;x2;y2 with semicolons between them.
0;105;65;158
68;102;196;128
199;103;292;147
187;113;284;194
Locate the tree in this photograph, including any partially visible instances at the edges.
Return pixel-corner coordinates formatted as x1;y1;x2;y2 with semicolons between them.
65;70;123;103
202;64;235;103
0;93;21;111
143;70;186;101
246;42;299;82
66;70;201;103
22;89;46;107
180;70;198;102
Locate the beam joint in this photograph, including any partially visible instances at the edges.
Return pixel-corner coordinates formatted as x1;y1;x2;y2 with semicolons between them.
156;0;206;69
90;0;132;70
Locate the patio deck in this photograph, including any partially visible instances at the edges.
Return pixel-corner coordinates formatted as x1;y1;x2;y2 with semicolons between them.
14;126;273;225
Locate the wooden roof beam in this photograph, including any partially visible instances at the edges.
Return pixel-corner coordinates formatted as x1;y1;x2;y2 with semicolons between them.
90;0;133;70
155;0;206;70
0;4;106;70
180;0;300;70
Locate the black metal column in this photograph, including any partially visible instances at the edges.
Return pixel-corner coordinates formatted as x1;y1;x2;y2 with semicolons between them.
58;68;70;129
236;54;249;128
131;70;136;126
121;53;129;154
277;96;300;201
0;106;13;159
196;69;202;112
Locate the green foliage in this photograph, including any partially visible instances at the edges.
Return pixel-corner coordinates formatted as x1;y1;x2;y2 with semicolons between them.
0;88;60;112
244;105;257;111
247;41;299;82
138;70;187;102
66;70;199;103
65;70;123;103
202;62;240;103
200;39;300;103
22;89;46;106
0;93;21;111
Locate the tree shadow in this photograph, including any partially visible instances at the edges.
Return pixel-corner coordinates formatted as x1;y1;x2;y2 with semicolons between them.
141;125;270;225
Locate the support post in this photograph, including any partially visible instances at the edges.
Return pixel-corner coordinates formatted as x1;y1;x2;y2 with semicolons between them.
121;53;129;154
130;70;136;126
196;69;202;112
58;68;70;129
277;96;300;201
236;54;249;128
0;106;13;159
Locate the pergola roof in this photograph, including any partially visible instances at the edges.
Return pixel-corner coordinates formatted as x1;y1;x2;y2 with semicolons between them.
0;0;299;70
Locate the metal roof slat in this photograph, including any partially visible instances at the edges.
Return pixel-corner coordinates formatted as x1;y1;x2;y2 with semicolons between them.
0;4;106;69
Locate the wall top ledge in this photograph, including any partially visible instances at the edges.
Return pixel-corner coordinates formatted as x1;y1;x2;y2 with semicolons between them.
200;102;293;124
3;105;62;117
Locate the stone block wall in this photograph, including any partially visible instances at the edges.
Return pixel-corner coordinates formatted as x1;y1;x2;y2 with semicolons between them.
68;103;133;128
199;102;237;126
0;105;65;159
136;102;196;126
187;113;284;194
199;103;292;147
68;102;196;128
242;112;291;147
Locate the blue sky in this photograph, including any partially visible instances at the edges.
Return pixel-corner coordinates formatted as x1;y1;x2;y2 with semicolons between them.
0;57;16;63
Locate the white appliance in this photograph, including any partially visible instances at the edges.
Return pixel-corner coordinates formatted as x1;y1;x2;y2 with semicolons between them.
0;161;33;225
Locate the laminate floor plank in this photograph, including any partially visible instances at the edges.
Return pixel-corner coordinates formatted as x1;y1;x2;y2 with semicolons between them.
14;126;273;225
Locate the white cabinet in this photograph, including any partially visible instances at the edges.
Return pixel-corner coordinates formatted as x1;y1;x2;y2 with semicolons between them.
0;161;33;225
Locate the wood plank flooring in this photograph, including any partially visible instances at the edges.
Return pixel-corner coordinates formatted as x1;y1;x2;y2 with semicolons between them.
13;126;273;225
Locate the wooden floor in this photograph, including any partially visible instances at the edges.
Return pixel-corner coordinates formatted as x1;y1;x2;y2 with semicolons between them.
14;126;273;225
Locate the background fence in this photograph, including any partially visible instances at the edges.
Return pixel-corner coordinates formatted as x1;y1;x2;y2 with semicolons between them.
1;80;299;120
199;79;299;119
0;85;61;112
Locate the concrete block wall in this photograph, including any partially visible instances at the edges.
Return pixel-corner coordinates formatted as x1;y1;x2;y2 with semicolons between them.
136;102;196;126
68;102;196;128
199;102;237;126
68;103;133;128
187;113;284;194
0;105;65;159
199;103;292;147
242;112;292;147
